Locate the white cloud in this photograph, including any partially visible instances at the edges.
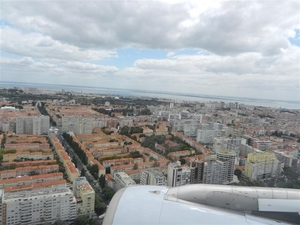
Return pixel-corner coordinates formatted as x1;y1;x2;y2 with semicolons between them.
1;57;119;82
0;27;117;61
134;47;299;77
61;61;118;73
167;52;176;57
1;1;298;54
0;0;299;103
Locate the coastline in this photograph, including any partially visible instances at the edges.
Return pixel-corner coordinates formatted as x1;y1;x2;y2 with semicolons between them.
1;81;299;109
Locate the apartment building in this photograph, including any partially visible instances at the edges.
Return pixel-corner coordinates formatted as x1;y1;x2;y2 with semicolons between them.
173;131;211;154
113;172;136;191
16;115;50;135
102;157;143;168
1;160;56;169
190;159;223;185
65;162;79;182
3;179;67;193
3;151;54;162
213;137;246;158
167;161;191;187
168;150;195;161
253;140;272;151
0;164;59;179
0;172;63;189
216;149;236;184
140;169;166;186
244;152;283;181
89;159;106;177
275;152;299;169
73;177;95;215
2;186;76;225
61;116;94;134
202;160;223;184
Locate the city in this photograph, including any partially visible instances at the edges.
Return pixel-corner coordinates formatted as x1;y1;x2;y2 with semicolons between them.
0;86;299;224
1;0;299;224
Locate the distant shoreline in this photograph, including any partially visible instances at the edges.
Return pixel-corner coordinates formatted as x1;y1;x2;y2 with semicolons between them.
1;80;299;109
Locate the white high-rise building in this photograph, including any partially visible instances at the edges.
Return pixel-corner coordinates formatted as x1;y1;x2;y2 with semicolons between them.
2;187;76;225
190;159;223;185
196;122;225;144
167;162;191;187
40;115;50;134
61;116;94;134
213;137;245;156
114;172;136;191
202;160;223;184
216;149;236;184
16;115;50;135
140;169;166;186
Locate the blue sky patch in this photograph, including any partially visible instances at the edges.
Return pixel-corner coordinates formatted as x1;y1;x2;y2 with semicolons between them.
100;48;167;69
0;51;24;60
99;48;202;68
289;29;300;46
0;20;12;27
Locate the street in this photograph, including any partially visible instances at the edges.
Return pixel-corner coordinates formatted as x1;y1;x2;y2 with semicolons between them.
56;132;108;204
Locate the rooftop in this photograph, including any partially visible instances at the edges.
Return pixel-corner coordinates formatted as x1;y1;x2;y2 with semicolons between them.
0;172;63;184
4;186;72;200
4;179;67;193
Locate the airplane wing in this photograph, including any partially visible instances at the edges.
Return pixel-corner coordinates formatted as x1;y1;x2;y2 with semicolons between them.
103;184;300;225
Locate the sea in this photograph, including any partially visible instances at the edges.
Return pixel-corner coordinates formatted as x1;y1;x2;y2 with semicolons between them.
1;81;299;110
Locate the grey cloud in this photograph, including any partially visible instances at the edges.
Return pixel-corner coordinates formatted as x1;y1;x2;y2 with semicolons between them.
133;48;299;77
181;1;299;55
0;27;117;61
2;1;298;55
2;1;188;49
61;61;119;73
1;57;118;80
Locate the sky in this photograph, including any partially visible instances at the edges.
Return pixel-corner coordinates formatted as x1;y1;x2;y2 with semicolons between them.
0;0;300;102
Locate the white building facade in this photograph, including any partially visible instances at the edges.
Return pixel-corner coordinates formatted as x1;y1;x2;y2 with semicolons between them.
2;187;76;225
16;115;50;135
140;169;166;186
114;172;136;191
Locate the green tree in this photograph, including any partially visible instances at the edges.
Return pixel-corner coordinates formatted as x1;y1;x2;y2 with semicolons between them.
1;133;6;148
74;215;89;225
74;216;102;225
95;194;107;215
72;157;77;167
53;220;68;225
28;171;40;176
99;174;106;188
87;164;99;179
130;126;143;134
103;186;115;201
120;126;130;135
129;151;142;158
